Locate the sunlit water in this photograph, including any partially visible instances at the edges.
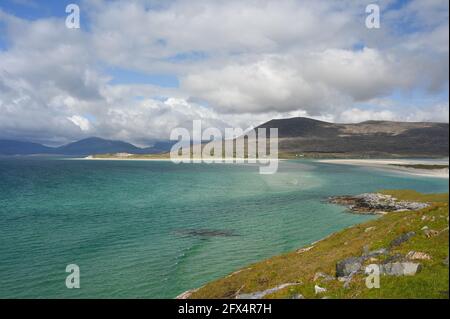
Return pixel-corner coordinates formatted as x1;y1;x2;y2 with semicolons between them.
0;158;447;298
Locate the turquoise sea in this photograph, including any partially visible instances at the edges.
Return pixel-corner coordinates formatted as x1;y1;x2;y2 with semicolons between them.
0;158;448;298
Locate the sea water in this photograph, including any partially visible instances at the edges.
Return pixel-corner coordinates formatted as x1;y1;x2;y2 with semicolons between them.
0;158;447;298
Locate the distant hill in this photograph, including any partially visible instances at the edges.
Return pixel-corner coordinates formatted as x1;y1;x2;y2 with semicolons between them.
257;117;449;158
0;137;174;156
0;140;54;155
2;118;448;157
55;137;143;155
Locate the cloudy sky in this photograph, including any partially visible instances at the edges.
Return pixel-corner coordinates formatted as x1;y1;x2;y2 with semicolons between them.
0;0;448;146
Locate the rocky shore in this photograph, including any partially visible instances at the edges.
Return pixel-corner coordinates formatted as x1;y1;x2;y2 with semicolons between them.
182;190;448;299
328;192;429;214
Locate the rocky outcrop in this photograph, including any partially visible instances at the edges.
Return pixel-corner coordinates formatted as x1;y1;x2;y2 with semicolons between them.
336;257;364;277
236;283;300;299
313;272;334;282
406;251;431;260
381;262;422;276
176;288;199;299
335;230;423;280
329;193;429;214
389;232;416;248
364;248;389;258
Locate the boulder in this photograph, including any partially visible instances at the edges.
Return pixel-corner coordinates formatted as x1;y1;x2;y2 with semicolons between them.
313;272;334;282
336;257;363;277
423;229;439;238
236;283;299;299
389;231;415;248
406;251;431;260
296;246;314;254
364;248;389;258
381;262;422;276
365;226;376;232
383;253;404;264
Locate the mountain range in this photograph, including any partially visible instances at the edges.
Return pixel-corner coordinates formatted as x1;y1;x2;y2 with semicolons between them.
1;118;448;157
257;117;449;157
0;137;174;156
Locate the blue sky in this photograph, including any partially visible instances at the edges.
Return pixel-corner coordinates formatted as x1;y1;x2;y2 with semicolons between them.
0;0;74;20
0;0;448;144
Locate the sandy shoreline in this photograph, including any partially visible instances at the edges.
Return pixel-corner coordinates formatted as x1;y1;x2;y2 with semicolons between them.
76;156;281;163
318;159;449;179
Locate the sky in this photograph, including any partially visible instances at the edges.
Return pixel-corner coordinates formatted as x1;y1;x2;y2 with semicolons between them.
0;0;448;146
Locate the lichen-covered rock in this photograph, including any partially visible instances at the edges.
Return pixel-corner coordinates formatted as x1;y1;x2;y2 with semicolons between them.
381;262;422;276
313;272;334;282
406;251;431;260
236;283;299;299
364;248;389;258
336;257;363;277
423;229;439;238
389;231;416;248
328;193;429;214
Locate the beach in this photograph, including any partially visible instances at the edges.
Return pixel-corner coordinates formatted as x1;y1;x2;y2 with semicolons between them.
318;159;449;179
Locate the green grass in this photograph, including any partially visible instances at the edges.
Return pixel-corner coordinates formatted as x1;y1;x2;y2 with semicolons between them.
189;190;449;299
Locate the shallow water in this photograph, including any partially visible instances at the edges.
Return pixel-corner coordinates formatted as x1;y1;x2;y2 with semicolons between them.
0;158;447;298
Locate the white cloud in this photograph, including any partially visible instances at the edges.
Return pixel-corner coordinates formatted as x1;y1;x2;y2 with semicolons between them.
67;115;91;131
0;0;448;145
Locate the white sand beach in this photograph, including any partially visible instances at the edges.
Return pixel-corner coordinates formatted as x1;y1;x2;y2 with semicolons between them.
318;159;449;179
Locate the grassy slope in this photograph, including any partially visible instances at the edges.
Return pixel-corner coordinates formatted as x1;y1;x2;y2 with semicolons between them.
189;190;449;299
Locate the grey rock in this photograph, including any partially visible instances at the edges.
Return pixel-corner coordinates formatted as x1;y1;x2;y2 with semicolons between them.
314;285;327;294
444;256;449;266
291;294;304;299
364;248;389;258
328;193;429;215
236;283;299;299
389;231;416;248
383;253;404;264
313;272;334;282
343;280;352;289
336;257;363;277
423;229;439;238
381;262;422;276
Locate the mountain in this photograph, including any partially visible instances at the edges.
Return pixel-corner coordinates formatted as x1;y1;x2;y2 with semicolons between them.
2;118;448;157
0;140;54;155
55;137;143;155
257;117;449;157
0;137;174;156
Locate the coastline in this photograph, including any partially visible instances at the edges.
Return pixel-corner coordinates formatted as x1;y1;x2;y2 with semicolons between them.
317;159;449;179
76;156;283;163
183;190;449;299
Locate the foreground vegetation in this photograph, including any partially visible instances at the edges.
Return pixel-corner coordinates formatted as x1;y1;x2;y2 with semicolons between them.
188;190;449;299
